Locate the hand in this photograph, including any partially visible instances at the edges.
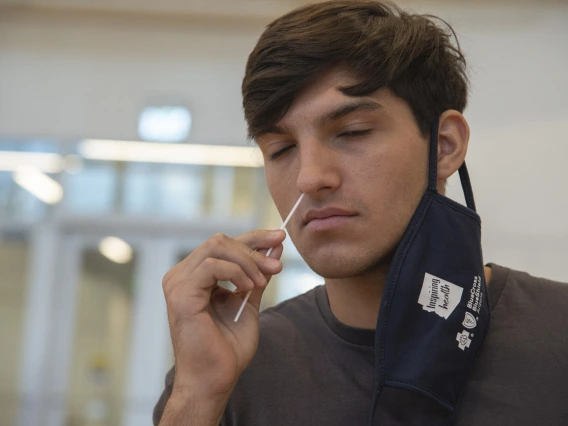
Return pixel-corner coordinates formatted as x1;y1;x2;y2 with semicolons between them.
161;229;286;406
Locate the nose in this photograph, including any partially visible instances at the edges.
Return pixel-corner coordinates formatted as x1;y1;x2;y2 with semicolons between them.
295;140;341;200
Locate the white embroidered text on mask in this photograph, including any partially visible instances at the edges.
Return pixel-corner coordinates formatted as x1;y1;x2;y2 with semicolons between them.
418;273;463;319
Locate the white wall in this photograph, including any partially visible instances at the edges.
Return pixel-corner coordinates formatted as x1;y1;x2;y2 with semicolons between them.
0;12;262;144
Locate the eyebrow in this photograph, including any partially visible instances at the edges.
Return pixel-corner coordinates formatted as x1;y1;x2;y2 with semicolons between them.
256;99;382;140
315;99;383;127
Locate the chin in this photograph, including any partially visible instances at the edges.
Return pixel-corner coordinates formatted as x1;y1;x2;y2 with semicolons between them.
309;262;360;279
303;249;394;279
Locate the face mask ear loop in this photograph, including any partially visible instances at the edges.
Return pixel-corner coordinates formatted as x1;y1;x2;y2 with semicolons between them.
458;162;476;212
427;118;440;193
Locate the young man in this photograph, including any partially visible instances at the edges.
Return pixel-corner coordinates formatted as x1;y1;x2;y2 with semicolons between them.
154;2;568;425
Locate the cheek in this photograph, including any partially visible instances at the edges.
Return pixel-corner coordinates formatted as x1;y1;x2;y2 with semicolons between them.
390;147;428;220
265;166;298;218
390;148;426;194
358;138;428;220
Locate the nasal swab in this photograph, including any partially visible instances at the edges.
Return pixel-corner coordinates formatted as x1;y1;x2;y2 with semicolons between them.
234;193;305;322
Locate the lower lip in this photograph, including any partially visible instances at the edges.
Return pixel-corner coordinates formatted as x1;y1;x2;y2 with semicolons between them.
306;215;357;231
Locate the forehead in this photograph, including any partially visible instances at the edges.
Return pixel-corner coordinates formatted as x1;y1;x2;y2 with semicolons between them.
276;68;404;133
279;68;361;126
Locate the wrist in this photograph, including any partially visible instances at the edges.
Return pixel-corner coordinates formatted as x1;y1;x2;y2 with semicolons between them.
159;389;229;426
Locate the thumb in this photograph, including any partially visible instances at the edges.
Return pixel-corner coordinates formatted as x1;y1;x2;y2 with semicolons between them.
247;243;284;311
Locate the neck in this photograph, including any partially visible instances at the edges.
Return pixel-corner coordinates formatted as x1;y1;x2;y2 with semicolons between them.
325;265;493;330
324;262;389;330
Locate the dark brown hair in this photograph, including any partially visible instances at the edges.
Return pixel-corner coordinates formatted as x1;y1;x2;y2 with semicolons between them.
242;0;468;139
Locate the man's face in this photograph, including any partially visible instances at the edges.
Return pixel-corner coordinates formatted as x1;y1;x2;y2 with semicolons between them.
257;69;429;279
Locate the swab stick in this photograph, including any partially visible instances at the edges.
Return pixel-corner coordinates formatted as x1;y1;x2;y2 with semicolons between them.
233;193;305;322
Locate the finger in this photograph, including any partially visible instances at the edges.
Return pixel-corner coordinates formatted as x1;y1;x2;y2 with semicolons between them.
194;258;256;293
181;233;281;287
265;242;284;262
168;258;255;317
248;243;284;311
234;229;286;250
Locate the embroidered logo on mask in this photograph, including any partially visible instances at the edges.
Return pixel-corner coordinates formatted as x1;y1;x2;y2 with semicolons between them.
456;330;472;350
462;312;477;329
418;273;463;319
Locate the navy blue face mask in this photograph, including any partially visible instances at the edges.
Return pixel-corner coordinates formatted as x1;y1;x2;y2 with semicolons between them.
369;118;491;425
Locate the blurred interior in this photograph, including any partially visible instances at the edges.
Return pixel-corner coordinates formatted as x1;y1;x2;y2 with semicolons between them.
1;0;567;425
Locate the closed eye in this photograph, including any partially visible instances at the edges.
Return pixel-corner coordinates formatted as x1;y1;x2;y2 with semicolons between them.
338;129;372;139
269;145;295;161
269;129;371;160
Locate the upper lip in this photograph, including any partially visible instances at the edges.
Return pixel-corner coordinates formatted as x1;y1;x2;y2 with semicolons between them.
303;207;358;225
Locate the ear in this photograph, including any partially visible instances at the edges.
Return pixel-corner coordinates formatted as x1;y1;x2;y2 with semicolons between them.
436;110;470;194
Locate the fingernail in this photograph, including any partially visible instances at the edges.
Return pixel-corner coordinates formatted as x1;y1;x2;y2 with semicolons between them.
266;257;280;266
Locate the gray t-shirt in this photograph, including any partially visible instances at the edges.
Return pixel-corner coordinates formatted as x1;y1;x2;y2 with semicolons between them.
153;264;568;425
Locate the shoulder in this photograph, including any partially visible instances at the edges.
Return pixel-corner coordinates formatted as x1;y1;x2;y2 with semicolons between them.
494;264;568;300
460;265;568;423
490;263;568;326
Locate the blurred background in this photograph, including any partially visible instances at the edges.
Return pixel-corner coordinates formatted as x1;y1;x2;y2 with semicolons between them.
0;0;567;425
